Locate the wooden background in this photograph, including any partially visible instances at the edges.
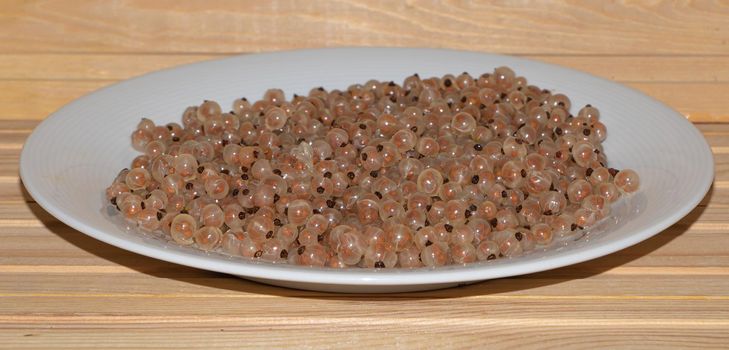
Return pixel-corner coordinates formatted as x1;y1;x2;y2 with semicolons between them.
1;1;728;348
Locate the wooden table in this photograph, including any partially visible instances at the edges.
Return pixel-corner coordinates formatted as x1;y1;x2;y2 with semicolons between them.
1;2;728;348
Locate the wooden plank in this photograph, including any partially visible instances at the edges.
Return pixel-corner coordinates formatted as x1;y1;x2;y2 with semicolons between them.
1;273;728;348
631;83;729;123
1;80;729;122
0;178;32;203
2;54;729;83
3;254;729;307
0;325;725;349
0;120;36;182
0;1;727;55
0;154;19;178
0;54;216;81
3;267;729;297
0;119;37;131
0;80;111;121
1;295;728;321
534;55;729;83
0;132;27;150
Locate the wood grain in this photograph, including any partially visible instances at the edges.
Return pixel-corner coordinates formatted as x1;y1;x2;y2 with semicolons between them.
2;1;729;349
1;1;728;55
2;54;729;82
0;325;725;350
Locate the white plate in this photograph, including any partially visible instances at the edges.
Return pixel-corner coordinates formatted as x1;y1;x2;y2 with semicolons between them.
20;48;713;293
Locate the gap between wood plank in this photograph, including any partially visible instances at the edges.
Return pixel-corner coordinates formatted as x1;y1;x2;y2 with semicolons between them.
0;315;727;327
